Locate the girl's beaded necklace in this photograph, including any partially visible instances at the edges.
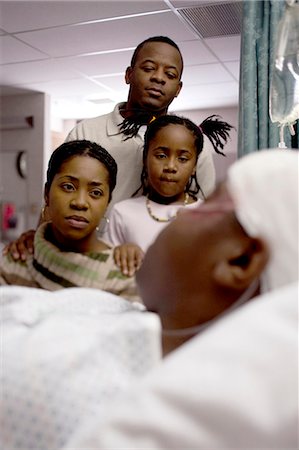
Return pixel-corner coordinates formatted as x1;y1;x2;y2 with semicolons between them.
146;193;190;223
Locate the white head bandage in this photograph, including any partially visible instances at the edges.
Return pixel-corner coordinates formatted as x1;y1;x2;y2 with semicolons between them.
227;149;298;293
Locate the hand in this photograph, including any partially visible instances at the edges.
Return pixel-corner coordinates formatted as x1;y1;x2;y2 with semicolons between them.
2;229;35;261
114;243;144;277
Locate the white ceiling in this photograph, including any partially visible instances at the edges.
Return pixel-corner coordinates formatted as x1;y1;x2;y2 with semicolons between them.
0;0;242;121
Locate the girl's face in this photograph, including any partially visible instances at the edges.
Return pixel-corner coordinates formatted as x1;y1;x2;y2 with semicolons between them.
146;124;197;202
45;155;110;252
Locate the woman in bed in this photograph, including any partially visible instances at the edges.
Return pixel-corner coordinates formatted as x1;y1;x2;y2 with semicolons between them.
0;140;138;302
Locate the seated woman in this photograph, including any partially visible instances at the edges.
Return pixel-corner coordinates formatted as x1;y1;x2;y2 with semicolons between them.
0;140;138;301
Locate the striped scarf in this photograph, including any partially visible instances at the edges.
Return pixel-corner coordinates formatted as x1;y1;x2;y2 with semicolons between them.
0;223;139;302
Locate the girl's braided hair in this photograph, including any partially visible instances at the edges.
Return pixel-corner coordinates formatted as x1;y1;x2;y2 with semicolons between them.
199;115;233;157
135;114;234;199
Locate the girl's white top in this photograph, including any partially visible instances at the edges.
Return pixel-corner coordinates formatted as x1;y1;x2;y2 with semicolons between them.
102;195;202;252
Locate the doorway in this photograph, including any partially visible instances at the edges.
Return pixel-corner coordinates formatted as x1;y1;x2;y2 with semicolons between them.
0;150;29;244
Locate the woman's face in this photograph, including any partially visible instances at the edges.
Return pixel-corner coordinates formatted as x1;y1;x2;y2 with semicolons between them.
136;184;247;329
146;124;197;201
46;155;110;251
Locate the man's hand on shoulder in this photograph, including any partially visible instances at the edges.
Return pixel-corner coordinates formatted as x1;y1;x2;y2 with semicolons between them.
3;230;35;261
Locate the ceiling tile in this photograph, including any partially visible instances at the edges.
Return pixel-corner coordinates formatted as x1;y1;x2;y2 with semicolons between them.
178;39;218;66
204;35;241;61
180;81;239;100
0;59;79;84
16;11;196;58
17;77;113;98
182;63;235;85
0;35;47;64
91;74;127;92
171;81;239;110
223;61;240;80
65;49;134;77
0;1;168;33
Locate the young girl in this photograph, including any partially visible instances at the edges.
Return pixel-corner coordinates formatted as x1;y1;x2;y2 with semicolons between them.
102;114;233;275
0;140;138;302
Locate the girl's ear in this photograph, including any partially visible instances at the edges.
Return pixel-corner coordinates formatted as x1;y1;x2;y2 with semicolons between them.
213;237;269;290
125;66;132;85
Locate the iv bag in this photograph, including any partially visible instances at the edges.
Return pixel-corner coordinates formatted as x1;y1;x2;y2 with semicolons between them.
269;3;299;126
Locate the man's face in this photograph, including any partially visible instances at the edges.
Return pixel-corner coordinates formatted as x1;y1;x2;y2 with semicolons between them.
125;41;183;114
136;184;247;329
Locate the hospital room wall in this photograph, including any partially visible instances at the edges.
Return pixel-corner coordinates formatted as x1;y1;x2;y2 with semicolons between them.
0;92;51;243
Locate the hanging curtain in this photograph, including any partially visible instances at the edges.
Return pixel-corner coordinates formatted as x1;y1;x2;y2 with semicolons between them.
238;0;298;155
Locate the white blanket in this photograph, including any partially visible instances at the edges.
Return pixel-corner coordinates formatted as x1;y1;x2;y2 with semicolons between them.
0;286;161;449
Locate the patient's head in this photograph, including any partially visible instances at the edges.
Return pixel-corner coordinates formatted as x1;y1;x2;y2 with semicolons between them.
137;182;269;333
44;140;117;252
227;149;298;293
136;149;298;335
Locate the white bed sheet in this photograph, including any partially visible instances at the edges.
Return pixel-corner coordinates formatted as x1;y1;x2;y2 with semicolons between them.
0;286;161;449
